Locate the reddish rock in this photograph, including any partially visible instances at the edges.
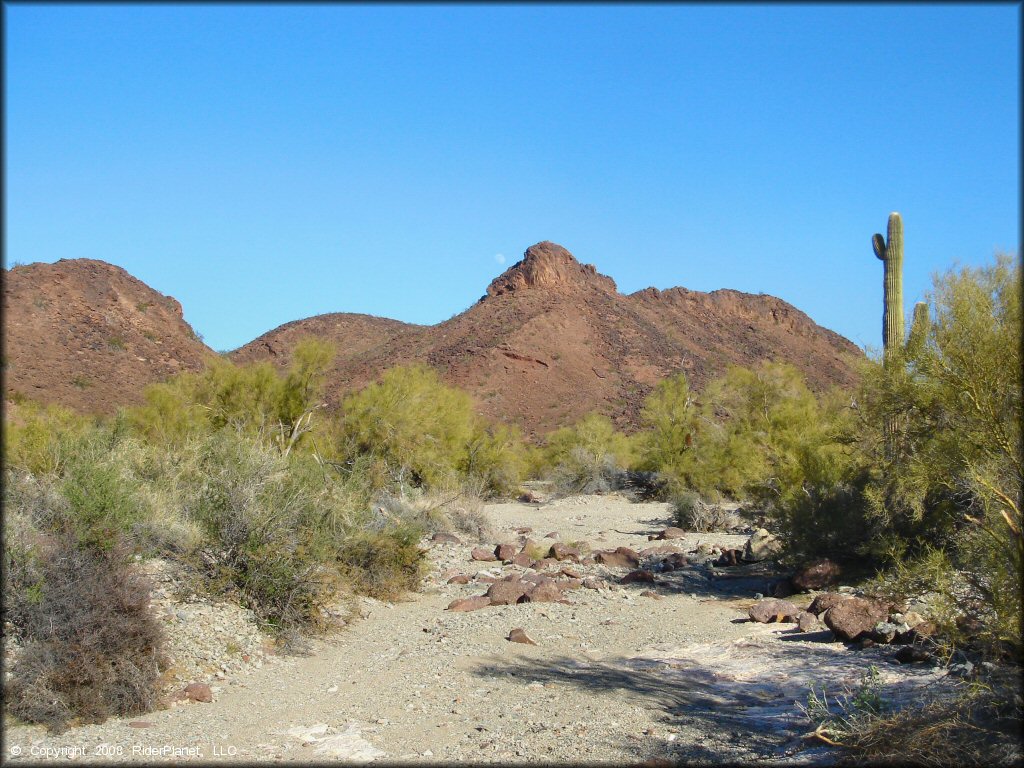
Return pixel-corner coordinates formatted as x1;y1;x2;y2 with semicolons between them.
447;596;492;612
791;558;842;591
486;580;531;606
507;628;538;645
582;577;605;590
128;721;154;728
657;527;687;540
640;590;664;600
471;547;498;562
748;598;801;624
559;578;583;591
184;682;213;703
595;547;640;569
560;566;582;579
544;531;559;539
807;592;851;616
640;544;682;557
447;574;471;585
476;575;498;584
520;581;564;603
661;553;690;571
512;552;534;568
797;611;819;632
824;597;890;641
621;570;657;585
548;542;581;561
494;543;517;562
713;548;744;567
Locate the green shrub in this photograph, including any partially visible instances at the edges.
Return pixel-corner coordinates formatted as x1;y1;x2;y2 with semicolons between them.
335;522;428;600
338;364;521;492
3;400;95;476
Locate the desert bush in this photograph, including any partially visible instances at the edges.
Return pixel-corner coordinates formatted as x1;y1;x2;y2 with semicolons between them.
803;664;1021;766
128;337;335;452
337;364;475;488
4;532;166;732
460;422;527;498
375;478;494;542
335;522;428;600
855;254;1022;651
3;400;95;476
670;490;739;532
541;413;633;496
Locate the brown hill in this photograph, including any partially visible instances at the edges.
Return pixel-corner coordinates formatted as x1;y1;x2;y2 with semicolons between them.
3;259;215;414
232;242;862;438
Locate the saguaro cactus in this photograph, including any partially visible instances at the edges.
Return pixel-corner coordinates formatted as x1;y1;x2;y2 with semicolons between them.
872;212;905;364
872;212;929;458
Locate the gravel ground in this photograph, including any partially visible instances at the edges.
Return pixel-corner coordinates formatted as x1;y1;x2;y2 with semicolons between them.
2;494;959;764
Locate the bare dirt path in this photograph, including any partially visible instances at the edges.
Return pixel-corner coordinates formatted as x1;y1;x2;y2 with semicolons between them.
3;495;953;764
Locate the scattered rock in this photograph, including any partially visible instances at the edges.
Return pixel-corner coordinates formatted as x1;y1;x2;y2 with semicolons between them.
807;592;851;616
544;532;559;539
748;598;801;624
560;566;582;579
742;529;782;562
471;547;498;562
486;580;531;606
656;527;687;540
621;570;657;585
447;574;471;585
520;582;564;603
548;542;582;561
507;628;538;645
518;493;539;504
640;590;663;600
823;597;889;641
713;549;744;567
184;682;213;703
790;558;842;591
447;596;492;612
595;547;640;569
583;577;605;590
494;543;517;562
797;611;819;632
512;552;534;568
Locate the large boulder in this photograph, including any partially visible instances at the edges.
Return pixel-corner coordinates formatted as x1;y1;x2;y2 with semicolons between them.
743;529;782;562
807;592;851;616
748;598;801;624
548;542;582;561
791;558;842;591
520;581;564;603
823;597;889;641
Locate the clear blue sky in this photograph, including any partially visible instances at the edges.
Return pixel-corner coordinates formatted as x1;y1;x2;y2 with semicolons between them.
5;3;1019;353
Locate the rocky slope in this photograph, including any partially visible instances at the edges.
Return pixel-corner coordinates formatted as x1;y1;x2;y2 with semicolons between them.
3;244;861;431
3;260;215;414
233;242;862;437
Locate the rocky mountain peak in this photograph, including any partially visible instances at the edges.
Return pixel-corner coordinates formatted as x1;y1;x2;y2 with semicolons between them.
485;242;617;297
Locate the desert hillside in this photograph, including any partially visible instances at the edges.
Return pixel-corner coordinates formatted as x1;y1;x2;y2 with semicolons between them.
2;259;216;414
3;245;860;430
233;242;862;437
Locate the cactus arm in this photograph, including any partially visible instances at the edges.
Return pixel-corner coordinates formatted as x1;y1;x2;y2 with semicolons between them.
906;301;929;357
881;213;905;360
872;233;887;260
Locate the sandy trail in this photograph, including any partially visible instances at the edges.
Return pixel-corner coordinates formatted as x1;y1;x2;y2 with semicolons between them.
3;495;953;764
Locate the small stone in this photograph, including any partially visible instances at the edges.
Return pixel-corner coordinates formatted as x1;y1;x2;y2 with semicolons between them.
544;532;559;539
748;598;801;624
640;590;663;600
447;596;492;612
471;547;498;562
184;682;213;703
128;721;154;728
432;532;461;545
447;574;471;585
657;527;687;540
507;628;538;645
